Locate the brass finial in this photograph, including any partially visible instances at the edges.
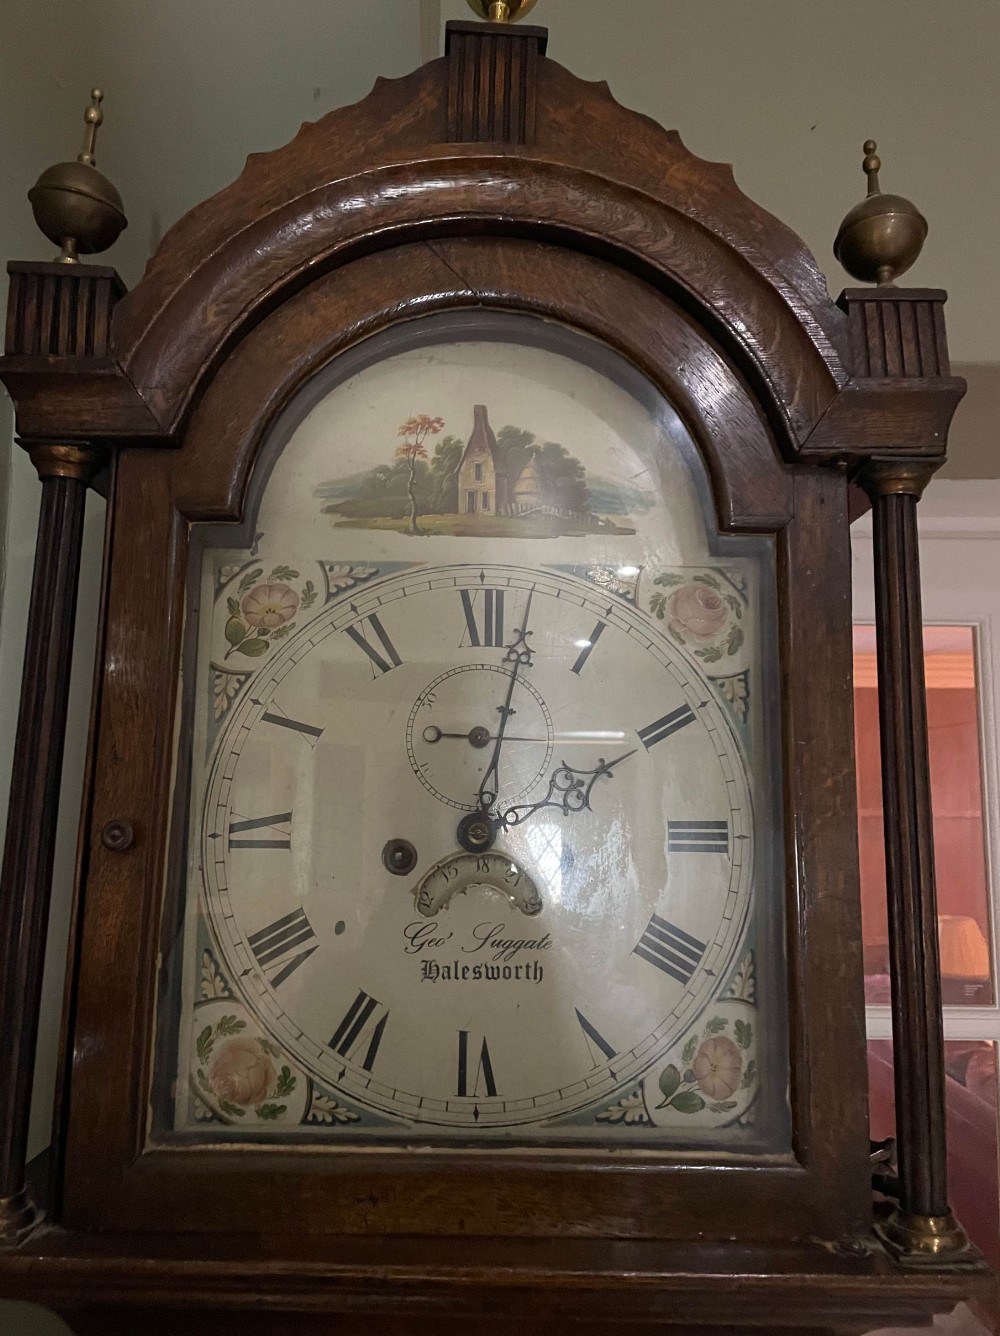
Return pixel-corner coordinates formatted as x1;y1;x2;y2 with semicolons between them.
465;0;538;20
834;139;928;286
28;88;127;264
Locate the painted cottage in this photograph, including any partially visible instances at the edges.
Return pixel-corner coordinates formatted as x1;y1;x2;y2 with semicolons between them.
455;404;509;515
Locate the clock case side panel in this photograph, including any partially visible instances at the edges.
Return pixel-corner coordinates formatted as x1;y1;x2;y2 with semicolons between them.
60;238;871;1245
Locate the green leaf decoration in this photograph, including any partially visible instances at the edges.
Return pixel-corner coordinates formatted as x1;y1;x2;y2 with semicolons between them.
226;596;241;617
693;573;720;589
682;1068;695;1084
269;565;299;582
734;1019;753;1050
238;637;269;658
225;616;247;647
669;1090;706;1114
649;593;667;619
653;572;684;587
255;1102;287;1120
705;1016;727;1035
741;1058;758;1090
727;626;744;656
238;567;263;593
217;1098;246;1118
215;1015;247;1037
257;1037;281;1057
274;1065;297;1097
196;1025;214;1063
657;1064;681;1102
681;1034;698;1065
725;594;743;618
709;1099;739;1113
300;580;317;609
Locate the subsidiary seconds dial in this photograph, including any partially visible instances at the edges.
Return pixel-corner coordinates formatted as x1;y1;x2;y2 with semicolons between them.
201;563;754;1128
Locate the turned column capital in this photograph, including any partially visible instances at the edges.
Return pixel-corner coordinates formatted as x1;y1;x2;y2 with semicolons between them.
856;455;943;500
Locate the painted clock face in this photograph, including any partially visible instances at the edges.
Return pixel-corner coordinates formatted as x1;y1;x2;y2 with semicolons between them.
158;313;787;1148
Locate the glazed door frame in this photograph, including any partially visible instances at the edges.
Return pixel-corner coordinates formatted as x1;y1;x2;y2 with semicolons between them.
57;238;871;1245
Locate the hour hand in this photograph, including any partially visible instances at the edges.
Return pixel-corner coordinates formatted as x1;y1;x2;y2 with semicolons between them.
497;749;636;830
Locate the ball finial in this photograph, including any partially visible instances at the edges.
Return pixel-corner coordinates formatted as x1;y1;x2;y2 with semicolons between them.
465;0;539;20
834;138;927;286
27;87;127;263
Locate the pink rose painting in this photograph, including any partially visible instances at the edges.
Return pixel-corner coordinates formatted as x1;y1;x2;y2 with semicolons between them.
221;563;317;661
241;582;299;630
692;1035;743;1101
194;1011;298;1121
649;570;744;664
668;583;729;642
654;1013;755;1117
210;1036;276;1106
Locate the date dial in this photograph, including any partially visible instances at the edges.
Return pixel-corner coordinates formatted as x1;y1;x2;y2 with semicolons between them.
414;851;542;918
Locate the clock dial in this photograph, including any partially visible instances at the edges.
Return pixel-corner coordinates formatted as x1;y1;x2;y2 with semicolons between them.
201;564;751;1127
158;313;786;1147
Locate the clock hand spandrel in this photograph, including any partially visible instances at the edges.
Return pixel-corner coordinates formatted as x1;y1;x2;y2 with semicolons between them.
497;748;638;830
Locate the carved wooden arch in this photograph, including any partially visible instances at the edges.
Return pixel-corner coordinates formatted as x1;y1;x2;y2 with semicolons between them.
111;53;850;452
170;239;794;534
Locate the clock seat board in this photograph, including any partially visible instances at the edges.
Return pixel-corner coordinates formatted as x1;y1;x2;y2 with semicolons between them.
0;16;988;1334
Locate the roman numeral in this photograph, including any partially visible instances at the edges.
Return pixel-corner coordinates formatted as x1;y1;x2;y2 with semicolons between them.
247;907;317;988
228;811;292;850
345;612;402;676
328;990;389;1072
668;819;729;854
574;1008;616;1067
633;914;706;985
460;588;505;648
457;1031;497;1098
570;619;608;675
638;703;696;749
261;709;324;741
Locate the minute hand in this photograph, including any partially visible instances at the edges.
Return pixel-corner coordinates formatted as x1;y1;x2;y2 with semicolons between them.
475;587;535;812
497;748;637;830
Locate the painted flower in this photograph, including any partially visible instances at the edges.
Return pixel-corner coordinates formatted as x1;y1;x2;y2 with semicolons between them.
669;583;730;642
241;582;299;630
209;1037;275;1106
692;1035;742;1100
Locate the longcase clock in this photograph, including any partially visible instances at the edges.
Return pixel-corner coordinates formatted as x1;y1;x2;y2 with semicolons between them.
0;8;990;1333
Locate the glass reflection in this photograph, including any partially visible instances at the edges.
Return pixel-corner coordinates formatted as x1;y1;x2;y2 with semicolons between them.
854;625;993;1006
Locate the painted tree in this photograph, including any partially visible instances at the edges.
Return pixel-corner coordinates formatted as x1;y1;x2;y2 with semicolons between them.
395;414;444;534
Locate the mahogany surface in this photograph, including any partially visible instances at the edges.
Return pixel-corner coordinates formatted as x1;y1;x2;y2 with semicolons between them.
0;17;985;1333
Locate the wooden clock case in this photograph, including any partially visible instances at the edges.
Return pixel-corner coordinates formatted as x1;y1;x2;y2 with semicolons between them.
0;20;989;1335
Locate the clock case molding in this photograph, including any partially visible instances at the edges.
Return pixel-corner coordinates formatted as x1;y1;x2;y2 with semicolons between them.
0;20;988;1334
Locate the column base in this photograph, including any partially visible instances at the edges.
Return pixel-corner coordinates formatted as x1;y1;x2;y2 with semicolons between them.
874;1206;980;1267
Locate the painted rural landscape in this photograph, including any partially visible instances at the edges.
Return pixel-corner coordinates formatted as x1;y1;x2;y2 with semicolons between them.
314;405;642;538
